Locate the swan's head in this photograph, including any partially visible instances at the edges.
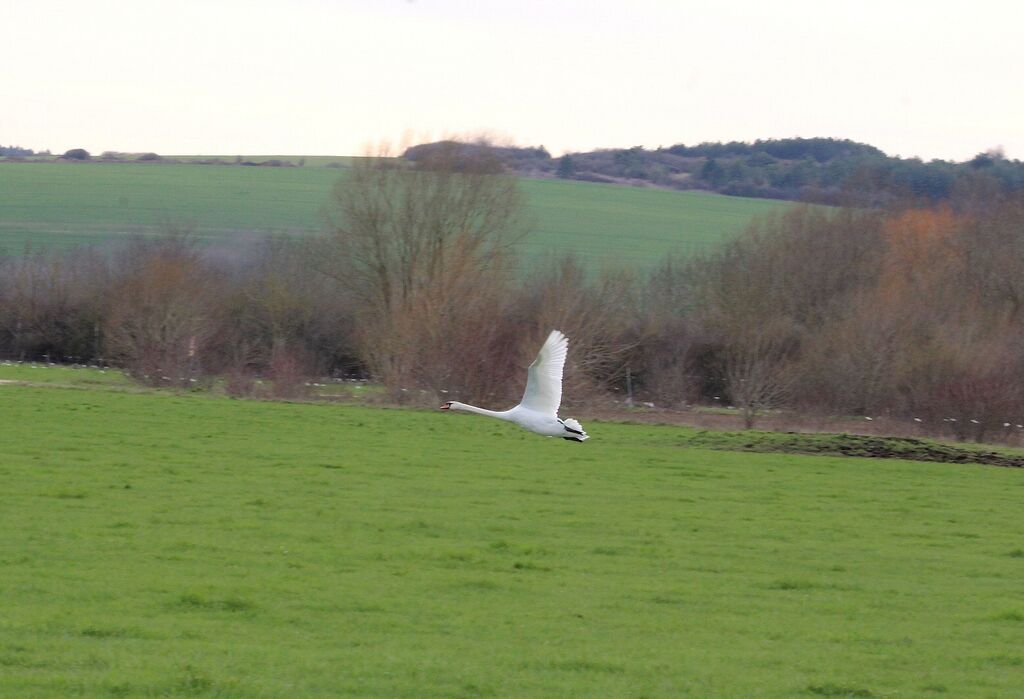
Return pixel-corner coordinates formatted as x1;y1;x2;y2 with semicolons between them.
439;401;453;410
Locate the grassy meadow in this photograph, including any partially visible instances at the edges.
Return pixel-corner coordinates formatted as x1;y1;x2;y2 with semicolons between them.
2;377;1023;698
0;161;785;267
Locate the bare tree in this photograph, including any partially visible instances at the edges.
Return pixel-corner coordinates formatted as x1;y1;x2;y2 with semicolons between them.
0;248;109;362
633;254;712;406
684;205;886;419
724;322;795;429
794;294;909;416
515;256;641;404
216;238;356;379
317;142;527;400
103;236;219;386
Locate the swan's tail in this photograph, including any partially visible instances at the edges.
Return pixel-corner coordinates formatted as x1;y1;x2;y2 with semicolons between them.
562;418;589;442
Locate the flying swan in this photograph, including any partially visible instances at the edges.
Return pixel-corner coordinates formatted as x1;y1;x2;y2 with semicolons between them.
440;330;589;442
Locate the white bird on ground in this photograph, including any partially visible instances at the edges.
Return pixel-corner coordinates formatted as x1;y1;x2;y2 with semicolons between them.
440;330;589;442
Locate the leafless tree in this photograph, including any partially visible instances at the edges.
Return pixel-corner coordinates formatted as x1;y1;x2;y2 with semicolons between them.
634;255;701;406
215;238;356;379
103;236;219;386
794;295;909;416
514;256;641;404
0;248;109;362
317;142;527;400
723;322;796;429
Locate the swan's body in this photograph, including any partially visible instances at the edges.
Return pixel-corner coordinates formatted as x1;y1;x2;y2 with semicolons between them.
440;330;589;442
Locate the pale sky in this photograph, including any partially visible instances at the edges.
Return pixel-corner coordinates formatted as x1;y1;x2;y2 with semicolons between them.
4;0;1022;161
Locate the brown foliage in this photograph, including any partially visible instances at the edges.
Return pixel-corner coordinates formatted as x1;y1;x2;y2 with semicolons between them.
103;237;219;386
795;295;909;415
631;256;702;405
266;344;313;400
0;248;109;362
216;238;355;377
878;206;962;305
514;257;640;405
318;142;527;402
723;320;797;429
6;180;1024;446
684;195;1024;438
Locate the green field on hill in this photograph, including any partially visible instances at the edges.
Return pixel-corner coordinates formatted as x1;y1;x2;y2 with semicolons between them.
2;376;1022;698
0;161;785;267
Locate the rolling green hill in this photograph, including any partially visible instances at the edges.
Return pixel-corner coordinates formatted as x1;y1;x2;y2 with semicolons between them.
0;161;785;267
1;376;1022;697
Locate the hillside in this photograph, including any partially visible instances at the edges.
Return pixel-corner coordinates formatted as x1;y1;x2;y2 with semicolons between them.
0;161;785;267
406;138;1024;205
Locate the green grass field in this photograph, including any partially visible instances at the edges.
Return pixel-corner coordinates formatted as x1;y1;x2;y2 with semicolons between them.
2;378;1022;698
0;161;784;267
166;155;359;168
0;362;135;389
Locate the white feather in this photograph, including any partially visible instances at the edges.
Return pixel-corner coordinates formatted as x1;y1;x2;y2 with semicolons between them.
519;330;568;416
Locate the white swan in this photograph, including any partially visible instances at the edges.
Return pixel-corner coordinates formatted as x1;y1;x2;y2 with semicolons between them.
440;330;589;442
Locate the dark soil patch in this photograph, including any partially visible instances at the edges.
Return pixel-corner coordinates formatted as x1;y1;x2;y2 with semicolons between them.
680;431;1024;468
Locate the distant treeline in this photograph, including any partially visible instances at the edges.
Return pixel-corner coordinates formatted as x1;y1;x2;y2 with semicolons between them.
1;146;322;167
3;143;1024;443
11;136;1021;208
0;145;45;157
404;138;1024;206
47;149;303;166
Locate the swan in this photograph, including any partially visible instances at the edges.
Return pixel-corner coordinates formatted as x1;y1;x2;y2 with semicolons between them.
440;330;589;442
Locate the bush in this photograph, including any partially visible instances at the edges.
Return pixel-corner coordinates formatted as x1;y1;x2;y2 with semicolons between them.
5;173;1024;445
61;148;91;161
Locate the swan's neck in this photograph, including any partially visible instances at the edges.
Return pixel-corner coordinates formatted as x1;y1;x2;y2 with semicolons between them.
450;402;511;421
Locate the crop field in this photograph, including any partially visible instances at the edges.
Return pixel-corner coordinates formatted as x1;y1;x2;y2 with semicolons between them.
167;155;359;168
0;161;785;267
2;376;1023;698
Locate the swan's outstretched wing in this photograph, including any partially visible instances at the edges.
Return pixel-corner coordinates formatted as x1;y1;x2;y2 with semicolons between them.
518;330;568;416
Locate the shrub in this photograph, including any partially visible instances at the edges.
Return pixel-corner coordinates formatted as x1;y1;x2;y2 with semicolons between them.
61;148;91;161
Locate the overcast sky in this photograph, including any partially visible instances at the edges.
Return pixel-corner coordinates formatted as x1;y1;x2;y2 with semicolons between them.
4;0;1022;160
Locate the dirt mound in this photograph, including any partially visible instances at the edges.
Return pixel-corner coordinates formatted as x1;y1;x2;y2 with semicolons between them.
681;431;1024;468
